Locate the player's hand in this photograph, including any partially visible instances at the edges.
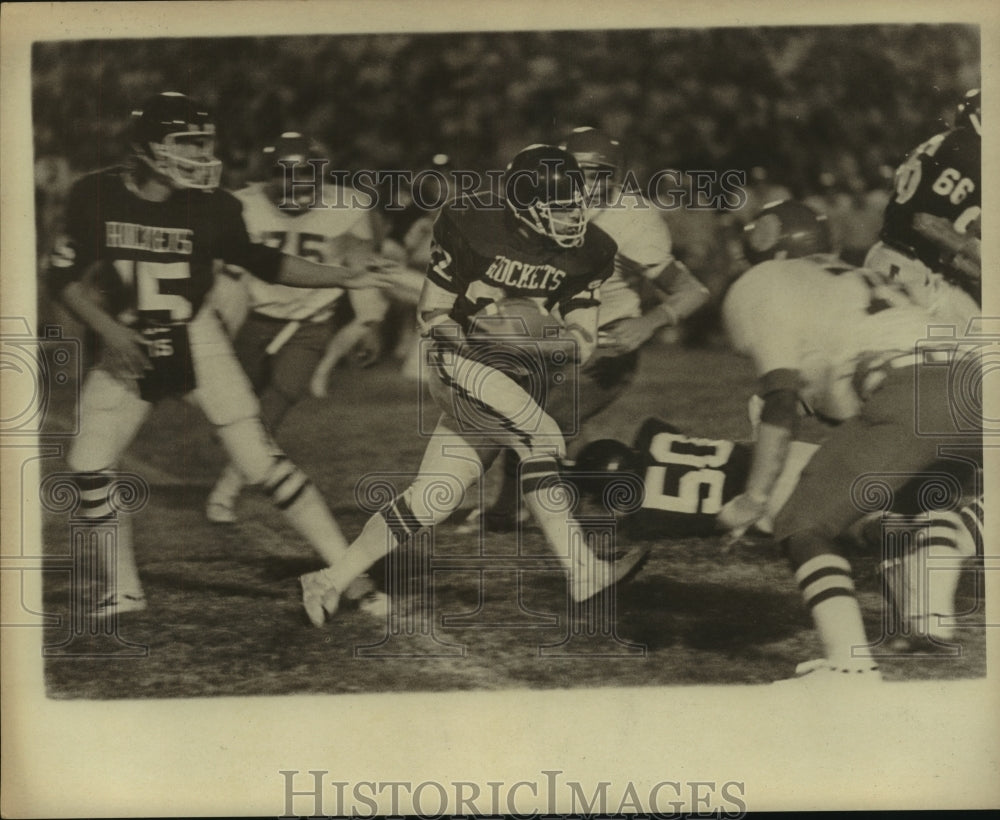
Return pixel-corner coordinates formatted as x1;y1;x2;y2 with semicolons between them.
99;323;152;379
716;492;768;541
605;314;661;353
351;325;383;368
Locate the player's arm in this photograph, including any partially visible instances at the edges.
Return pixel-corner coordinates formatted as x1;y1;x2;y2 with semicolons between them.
717;279;801;534
608;216;710;351
417;212;464;340
59;267;151;378
912;211;981;284
556;244;613;364
716;367;801;536
218;194;399;291
48;179;151;377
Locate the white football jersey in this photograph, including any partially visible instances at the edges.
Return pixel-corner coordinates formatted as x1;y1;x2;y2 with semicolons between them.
235;183;376;322
589;193;675;327
723;255;950;421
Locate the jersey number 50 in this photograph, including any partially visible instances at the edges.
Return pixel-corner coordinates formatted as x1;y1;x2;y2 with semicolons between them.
643;433;733;515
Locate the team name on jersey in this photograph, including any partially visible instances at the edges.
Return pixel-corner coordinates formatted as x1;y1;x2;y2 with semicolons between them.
105;222;194;255
483;255;566;291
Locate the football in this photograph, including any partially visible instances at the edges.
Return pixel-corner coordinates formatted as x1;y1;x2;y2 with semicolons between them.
467;296;563;340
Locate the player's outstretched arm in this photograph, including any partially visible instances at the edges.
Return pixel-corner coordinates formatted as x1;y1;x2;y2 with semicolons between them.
274;253;405;291
613;261;710;352
717;368;801;537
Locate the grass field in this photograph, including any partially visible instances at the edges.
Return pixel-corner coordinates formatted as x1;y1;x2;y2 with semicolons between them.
39;341;987;698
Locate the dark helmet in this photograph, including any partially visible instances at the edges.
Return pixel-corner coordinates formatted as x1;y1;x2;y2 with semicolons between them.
263;131;327;212
955;88;981;136
504;144;587;248
559;126;625;176
741;199;833;265
130;92;221;190
570;439;643;499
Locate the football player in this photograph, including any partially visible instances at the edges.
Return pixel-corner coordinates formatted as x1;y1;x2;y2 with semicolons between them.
864;88;981;326
47;92;397;616
717;200;981;681
471;127;710;532
298;144;649;626
205;132;388;523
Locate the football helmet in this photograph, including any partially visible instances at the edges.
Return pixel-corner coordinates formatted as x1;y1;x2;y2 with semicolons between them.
559;126;625;203
504;144;587;248
741;199;833;265
569;438;643;499
130;92;222;190
560;127;624;175
955;88;981;136
264;131;327;212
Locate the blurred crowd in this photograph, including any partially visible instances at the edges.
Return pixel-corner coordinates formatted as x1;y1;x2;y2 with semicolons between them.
32;25;979;342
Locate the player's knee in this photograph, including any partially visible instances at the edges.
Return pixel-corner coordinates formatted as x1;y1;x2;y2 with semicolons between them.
260;456;312;510
404;474;467;526
781;527;840;571
513;415;566;462
215;417;279;484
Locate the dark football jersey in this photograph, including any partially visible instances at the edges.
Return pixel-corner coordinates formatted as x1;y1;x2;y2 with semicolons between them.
426;194;618;329
881;127;981;271
48;166;283;325
622;417;752;539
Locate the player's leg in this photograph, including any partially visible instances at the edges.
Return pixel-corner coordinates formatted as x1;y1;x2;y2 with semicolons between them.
206;310;276;522
477;349;638;532
189;309;351;567
207;319;328;523
66;369;153;614
300;415;487;626
773;365;956;677
440;350;647;601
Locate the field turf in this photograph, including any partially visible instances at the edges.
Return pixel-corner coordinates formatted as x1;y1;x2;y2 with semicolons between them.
39;342;987;698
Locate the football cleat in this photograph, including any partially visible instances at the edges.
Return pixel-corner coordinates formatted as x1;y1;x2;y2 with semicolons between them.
92;591;147;618
569;545;650;603
300;570;341;628
773;658;883;685
343;574;390;620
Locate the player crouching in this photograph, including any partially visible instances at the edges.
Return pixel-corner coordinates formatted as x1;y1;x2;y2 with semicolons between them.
717;200;981;682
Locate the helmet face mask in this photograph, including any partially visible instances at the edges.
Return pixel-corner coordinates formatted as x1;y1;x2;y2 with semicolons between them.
505;145;588;248
132;92;222;190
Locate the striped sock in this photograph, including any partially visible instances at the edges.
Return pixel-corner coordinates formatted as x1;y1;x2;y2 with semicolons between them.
794;553;869;665
264;457;349;566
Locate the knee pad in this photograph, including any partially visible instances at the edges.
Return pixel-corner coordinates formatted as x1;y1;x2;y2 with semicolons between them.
215;417;280;485
782;527;841;572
